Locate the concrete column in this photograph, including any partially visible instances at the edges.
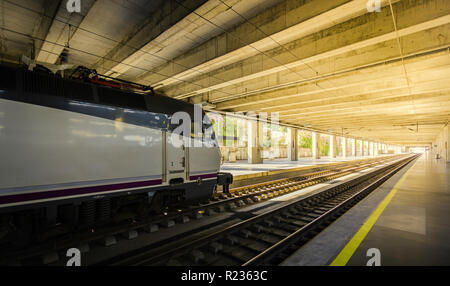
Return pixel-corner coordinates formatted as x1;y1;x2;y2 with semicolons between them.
369;141;374;157
374;142;379;156
269;123;277;160
342;137;347;159
352;138;357;157
312;132;320;159
227;117;238;163
329;135;337;158
360;140;364;157
288;128;298;161
444;124;450;163
247;116;263;164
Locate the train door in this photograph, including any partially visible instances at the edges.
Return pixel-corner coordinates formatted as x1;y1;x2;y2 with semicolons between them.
165;132;187;184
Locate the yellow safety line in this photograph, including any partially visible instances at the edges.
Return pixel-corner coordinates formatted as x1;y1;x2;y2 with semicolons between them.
329;162;415;266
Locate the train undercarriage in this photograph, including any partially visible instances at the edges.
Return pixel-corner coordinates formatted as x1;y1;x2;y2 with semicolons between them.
0;174;232;249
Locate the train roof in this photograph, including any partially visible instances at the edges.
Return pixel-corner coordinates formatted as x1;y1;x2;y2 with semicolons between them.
0;64;198;118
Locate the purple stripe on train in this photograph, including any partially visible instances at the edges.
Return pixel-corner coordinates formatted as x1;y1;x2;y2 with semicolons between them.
0;178;163;205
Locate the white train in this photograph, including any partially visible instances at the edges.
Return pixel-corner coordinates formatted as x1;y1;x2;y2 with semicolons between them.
0;64;232;245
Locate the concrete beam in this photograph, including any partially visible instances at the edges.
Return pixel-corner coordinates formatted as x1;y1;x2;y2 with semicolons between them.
163;1;450;98
138;0;383;87
275;89;450;119
93;0;208;75
31;0;63;59
228;58;450;114
215;34;450;111
284;105;450;126
36;0;96;64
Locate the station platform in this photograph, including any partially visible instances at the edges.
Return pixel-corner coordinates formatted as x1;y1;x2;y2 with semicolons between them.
281;153;450;266
222;156;377;177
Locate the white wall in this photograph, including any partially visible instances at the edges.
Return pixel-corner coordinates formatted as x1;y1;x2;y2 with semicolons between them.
432;124;449;162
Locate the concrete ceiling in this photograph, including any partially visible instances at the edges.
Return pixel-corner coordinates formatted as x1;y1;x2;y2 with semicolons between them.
1;0;449;146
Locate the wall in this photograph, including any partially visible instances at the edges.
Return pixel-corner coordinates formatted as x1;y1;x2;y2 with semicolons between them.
432;124;449;162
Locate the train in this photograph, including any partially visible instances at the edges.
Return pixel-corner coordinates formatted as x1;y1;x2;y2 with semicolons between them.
0;63;232;246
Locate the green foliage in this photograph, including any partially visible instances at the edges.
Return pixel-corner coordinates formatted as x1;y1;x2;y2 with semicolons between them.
263;127;272;147
320;141;329;156
299;136;312;148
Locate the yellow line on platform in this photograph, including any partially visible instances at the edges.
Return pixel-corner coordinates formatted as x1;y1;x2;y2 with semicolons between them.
329;162;415;266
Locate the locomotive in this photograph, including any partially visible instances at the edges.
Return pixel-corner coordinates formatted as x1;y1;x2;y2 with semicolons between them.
0;63;232;246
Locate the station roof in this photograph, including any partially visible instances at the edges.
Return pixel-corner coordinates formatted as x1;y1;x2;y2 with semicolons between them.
1;0;449;146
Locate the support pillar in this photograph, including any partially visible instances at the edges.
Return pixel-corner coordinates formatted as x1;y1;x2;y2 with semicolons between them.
227;117;238;163
352;138;357;157
360;140;364;157
330;135;337;158
288;128;298;161
446;125;450;163
247;116;263;164
312;132;320;159
342;137;347;159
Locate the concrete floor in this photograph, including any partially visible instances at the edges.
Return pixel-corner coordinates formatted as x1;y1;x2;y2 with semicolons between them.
346;154;450;266
221;156;378;177
282;153;450;266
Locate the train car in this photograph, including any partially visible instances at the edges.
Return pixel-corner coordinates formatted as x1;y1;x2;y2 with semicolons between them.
0;64;232;246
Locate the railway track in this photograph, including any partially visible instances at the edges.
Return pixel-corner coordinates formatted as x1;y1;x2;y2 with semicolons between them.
98;154;418;266
0;155;407;265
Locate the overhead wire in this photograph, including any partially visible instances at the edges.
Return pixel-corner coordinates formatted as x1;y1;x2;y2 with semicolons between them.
387;0;417;115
